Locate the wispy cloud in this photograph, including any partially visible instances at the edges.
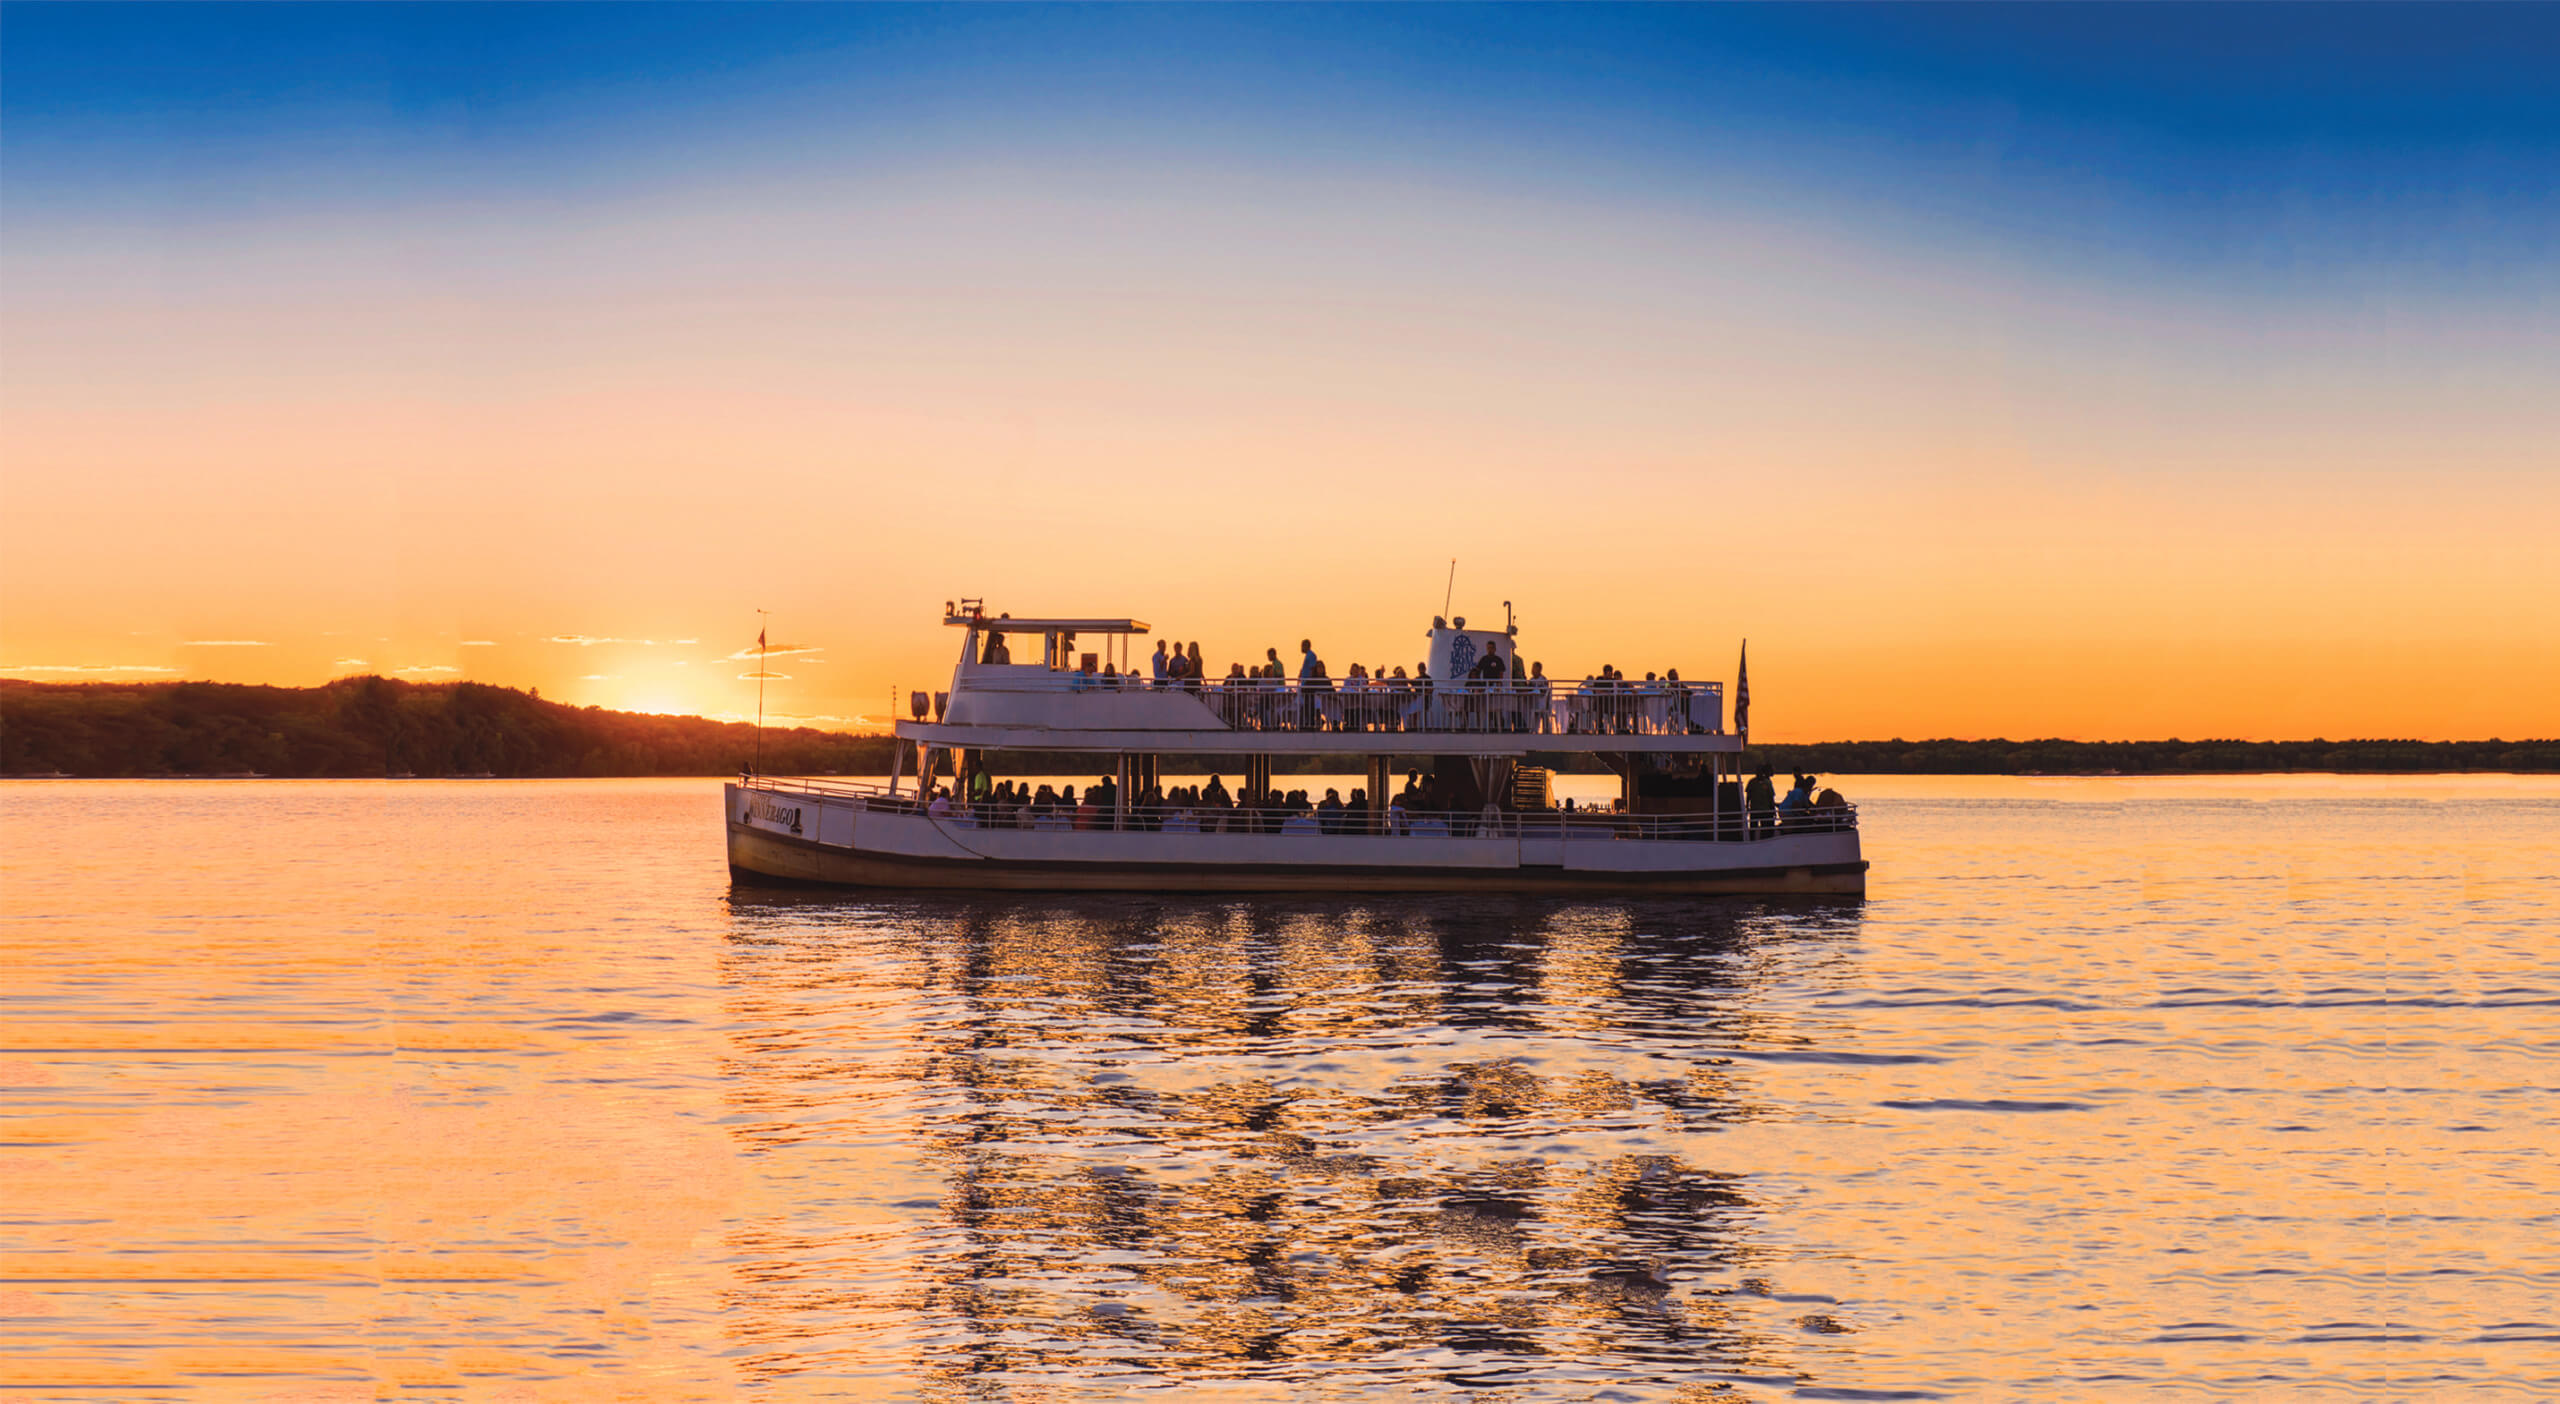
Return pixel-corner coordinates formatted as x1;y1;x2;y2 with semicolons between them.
701;709;873;730
738;670;793;681
180;639;269;647
1;663;180;675
551;635;692;647
580;673;621;681
332;658;370;669
727;643;821;660
459;640;498;647
394;664;459;676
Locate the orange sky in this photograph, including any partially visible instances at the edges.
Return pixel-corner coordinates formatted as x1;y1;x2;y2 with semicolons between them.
5;144;2554;744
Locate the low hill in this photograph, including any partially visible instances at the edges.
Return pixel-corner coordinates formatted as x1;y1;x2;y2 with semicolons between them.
0;678;894;778
2;679;2550;777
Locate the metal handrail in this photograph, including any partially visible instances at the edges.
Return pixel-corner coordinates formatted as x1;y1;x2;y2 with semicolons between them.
738;777;1853;842
955;672;1725;736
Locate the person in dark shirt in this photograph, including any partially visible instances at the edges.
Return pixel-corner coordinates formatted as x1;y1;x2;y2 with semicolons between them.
1746;764;1777;839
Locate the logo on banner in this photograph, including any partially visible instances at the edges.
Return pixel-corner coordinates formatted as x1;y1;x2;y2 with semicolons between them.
1448;632;1477;676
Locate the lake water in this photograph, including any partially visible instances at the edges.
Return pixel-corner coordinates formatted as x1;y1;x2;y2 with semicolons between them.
3;776;2555;1399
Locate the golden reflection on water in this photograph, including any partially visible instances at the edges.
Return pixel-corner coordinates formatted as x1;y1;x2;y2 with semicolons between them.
711;893;1823;1394
4;777;2557;1399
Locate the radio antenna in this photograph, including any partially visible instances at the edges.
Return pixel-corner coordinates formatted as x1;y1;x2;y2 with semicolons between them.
754;609;769;777
1442;559;1457;619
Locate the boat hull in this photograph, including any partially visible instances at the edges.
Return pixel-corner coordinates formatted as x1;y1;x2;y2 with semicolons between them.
724;786;1865;896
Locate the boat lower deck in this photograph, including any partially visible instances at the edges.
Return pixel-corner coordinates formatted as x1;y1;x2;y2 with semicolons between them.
724;784;1866;895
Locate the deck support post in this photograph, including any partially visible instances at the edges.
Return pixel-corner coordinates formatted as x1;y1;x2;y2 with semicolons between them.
1115;753;1131;831
888;736;906;798
1367;755;1388;834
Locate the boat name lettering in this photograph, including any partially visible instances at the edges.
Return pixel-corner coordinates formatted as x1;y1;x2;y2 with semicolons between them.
744;793;804;834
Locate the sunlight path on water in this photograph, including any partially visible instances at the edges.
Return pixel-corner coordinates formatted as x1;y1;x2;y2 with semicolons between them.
1;777;2553;1398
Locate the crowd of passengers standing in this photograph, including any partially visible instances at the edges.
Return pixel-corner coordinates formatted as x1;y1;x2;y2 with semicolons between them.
990;630;1718;735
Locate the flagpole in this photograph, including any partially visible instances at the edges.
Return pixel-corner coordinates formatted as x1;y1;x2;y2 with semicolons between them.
755;609;769;777
1736;638;1749;751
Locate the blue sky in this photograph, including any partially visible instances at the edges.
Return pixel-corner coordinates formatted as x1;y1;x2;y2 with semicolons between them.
9;3;2555;277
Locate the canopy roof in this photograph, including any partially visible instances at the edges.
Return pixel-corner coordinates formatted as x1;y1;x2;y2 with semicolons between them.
946;615;1150;634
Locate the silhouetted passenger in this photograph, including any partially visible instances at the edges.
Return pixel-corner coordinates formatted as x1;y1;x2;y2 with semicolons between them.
1318;787;1346;834
1746;764;1777;839
1777;773;1816;828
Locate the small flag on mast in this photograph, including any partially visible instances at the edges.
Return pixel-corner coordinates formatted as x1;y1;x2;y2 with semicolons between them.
1735;640;1750;744
757;626;766;651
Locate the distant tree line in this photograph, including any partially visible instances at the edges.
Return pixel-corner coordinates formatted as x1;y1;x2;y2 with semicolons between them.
3;679;2550;777
0;678;895;778
1738;736;2559;775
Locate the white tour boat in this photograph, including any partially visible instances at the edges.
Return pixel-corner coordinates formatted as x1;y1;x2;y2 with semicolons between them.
725;605;1864;894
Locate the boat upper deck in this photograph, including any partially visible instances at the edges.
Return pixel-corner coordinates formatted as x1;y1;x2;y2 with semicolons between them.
905;604;1743;755
903;668;1735;754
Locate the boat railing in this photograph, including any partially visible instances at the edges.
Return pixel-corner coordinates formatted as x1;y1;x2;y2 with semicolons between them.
962;672;1725;736
740;777;1853;842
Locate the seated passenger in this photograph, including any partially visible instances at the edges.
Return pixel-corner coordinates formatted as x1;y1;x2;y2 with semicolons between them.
1317;787;1346;834
1812;783;1847;831
1776;773;1816;826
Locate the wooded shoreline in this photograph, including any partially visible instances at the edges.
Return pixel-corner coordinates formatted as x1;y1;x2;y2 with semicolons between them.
4;679;2552;778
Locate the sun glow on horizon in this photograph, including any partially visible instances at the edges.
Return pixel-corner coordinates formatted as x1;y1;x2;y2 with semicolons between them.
2;7;2552;741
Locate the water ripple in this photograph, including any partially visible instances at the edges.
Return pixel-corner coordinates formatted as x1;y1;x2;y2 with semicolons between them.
2;778;2555;1398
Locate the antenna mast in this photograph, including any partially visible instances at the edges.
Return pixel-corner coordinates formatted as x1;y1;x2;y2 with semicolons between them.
1442;559;1457;618
754;609;769;776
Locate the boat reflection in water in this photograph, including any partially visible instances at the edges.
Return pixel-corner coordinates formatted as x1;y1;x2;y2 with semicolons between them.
718;888;1866;1392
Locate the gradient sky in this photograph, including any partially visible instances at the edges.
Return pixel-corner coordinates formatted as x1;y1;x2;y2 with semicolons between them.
4;4;2554;740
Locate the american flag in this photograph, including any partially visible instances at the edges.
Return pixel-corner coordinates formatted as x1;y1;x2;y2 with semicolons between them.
1735;640;1749;741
